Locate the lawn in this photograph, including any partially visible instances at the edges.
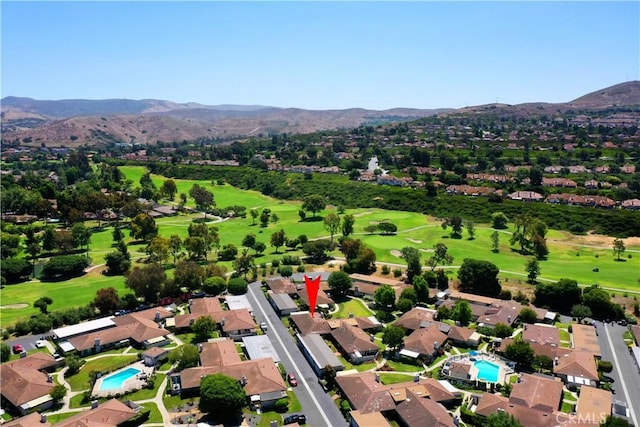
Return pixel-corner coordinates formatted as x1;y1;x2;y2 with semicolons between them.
162;394;198;412
3;169;639;329
125;374;166;401
379;373;415;385
384;359;423;372
140;402;163;424
561;401;575;413
44;411;84;424
66;355;138;391
333;298;374;319
287;390;302;413
337;355;376;372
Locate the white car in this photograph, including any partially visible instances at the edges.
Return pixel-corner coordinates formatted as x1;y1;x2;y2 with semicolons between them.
260;322;268;332
35;340;47;348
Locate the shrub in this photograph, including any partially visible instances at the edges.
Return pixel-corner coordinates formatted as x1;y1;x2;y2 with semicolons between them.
381;265;390;275
42;255;90;280
271;259;280;268
278;265;293;278
296;265;306;273
281;255;301;265
597;360;613;373
274;398;289;413
393;268;402;277
227;277;248;295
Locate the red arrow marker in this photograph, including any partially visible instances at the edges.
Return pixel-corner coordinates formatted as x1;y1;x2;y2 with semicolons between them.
304;275;321;318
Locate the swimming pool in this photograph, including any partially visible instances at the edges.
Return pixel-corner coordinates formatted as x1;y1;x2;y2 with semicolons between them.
99;367;141;391
474;360;499;383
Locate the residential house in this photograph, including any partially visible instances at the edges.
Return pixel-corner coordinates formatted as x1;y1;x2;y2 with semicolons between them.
0;353;58;415
509;374;563;413
267;291;299;316
522;324;561;347
173;339;287;409
173;297;224;330
212;308;257;341
296;333;344;377
331;323;379;363
474;392;573;427
142;346;169;367
402;326;448;363
554;350;599;387
622;199;640;210
289;311;332;336
447;326;481;348
349;410;392;427
394;307;437;332
575;385;612;425
507;191;544;202
572;324;601;357
395;390;456;427
266;278;298;295
5;399;138;427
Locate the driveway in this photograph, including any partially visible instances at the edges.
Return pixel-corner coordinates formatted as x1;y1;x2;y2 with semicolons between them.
246;281;348;427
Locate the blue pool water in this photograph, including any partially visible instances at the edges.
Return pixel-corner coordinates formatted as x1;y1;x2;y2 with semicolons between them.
469;350;478;356
474;360;499;382
99;367;141;391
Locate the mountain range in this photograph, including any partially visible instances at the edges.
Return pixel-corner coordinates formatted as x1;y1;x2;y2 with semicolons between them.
1;81;638;147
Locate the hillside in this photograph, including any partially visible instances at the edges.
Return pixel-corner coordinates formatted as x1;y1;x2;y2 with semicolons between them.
1;81;638;147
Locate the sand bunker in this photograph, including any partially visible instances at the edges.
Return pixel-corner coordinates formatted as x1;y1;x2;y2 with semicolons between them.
354;211;373;217
390;250;402;257
0;303;28;309
406;238;422;244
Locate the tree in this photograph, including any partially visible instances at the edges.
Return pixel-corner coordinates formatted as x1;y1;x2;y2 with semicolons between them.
491;231;500;252
49;384;67;404
0;257;31;283
466;221;475;240
130;213;158;242
600;416;632;427
253;241;266;255
193;315;216;342
112;226;124;243
0;233;21;260
442;216;463;238
571;304;593;322
505;339;534;369
42;227;57;252
189;184;215;212
510;215;548;259
413;275;429;303
382;325;405;350
491;212;509;229
228;277;248;295
93;287;120;314
248;208;258;225
125;263;166;303
34;296;53;314
534;278;582;313
375;285;396;311
397;298;413;313
146;236;170;263
203;276;227;296
533;355;554;373
302;194;326;217
327;271;352;297
160;179;177;200
169;234;182;264
233;251;255;278
169;344;200;371
174;261;205;291
583;285;624;320
341;214;355;236
322;364;337;391
270;229;286;253
519;307;538;324
42;255;90;280
302;239;335;262
65;355;85;376
400;287;417;304
218;243;238;261
71;222;91;253
242;233;256;250
324;213;341;242
260;210;270;227
451;299;472;326
401;247;422;284
0;343;10;362
364;225;378;234
377;222;397;235
525;258;540;284
457;259;501;297
484;411;523;427
298;209;306;222
104;248;130;275
199;374;246;414
613;238;626;261
436;305;451;320
426;243;453;271
493;323;513;338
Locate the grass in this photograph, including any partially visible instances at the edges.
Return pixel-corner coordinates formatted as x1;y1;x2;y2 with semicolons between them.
66;355;138;391
44;411;84;424
559;329;571;343
140;402;163;424
563;391;577;402
561;401;575;413
379;373;414;385
255;412;282;427
384;359;423;372
162;394;198;412
124;374;166;401
2;170;639;329
333;298;374;319
337;355;376;372
287;390;303;413
428;353;448;367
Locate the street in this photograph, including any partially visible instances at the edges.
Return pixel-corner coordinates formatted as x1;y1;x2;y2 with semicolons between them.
246;281;348;427
597;321;640;426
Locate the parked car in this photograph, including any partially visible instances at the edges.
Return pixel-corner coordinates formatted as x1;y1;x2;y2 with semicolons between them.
12;344;24;354
260;322;268;332
287;373;298;387
283;414;306;424
35;340;47;348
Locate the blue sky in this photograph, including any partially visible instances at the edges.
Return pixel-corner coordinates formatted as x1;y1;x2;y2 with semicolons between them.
2;1;638;110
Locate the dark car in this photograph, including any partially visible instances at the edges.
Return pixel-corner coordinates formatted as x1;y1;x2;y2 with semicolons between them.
287;373;298;387
283;414;306;425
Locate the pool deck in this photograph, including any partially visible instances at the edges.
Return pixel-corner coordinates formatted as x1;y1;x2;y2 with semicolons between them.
442;351;512;384
91;361;155;398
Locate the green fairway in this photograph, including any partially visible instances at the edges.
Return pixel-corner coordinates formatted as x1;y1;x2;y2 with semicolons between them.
2;169;638;331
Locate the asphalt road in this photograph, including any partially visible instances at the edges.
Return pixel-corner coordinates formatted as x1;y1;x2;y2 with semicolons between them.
596;321;640;426
246;281;348;427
